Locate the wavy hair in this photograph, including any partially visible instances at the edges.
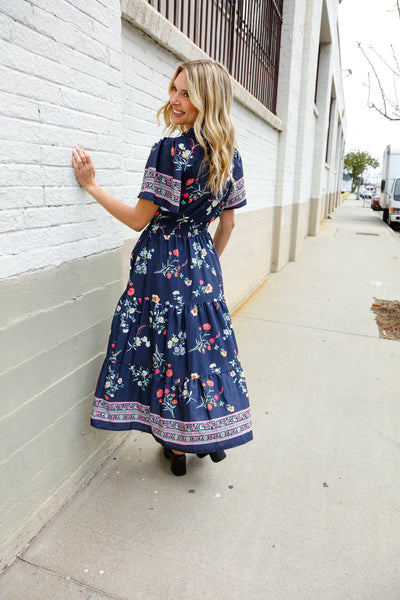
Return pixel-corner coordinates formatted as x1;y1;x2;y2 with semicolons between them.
157;60;236;196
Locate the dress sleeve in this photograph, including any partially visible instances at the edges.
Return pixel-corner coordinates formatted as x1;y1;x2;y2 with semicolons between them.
223;149;247;210
138;137;182;213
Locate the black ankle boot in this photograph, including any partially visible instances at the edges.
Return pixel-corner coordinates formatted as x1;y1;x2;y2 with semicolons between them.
164;448;186;476
209;450;226;463
196;450;226;463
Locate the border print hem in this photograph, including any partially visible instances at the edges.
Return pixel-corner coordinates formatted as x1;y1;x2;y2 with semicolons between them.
91;397;252;446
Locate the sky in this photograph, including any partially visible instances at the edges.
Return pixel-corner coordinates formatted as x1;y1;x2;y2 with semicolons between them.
338;0;400;175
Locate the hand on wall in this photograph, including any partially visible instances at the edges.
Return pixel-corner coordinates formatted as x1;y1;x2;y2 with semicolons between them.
72;147;96;190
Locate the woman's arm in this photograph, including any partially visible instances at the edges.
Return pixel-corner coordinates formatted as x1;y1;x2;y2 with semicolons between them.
213;209;235;257
72;147;159;232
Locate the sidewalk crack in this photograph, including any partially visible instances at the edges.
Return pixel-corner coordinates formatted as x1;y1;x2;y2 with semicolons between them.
17;557;123;600
236;314;379;339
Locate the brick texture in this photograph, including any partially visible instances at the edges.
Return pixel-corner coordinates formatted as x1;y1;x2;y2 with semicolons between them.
0;0;123;280
1;0;281;281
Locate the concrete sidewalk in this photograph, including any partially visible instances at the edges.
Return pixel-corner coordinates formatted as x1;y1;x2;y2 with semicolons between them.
1;198;399;600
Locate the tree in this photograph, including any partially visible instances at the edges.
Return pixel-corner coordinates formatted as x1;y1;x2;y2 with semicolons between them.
358;1;400;121
343;150;379;196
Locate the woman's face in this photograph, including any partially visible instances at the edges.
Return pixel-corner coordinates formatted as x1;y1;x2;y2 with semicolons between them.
169;69;198;129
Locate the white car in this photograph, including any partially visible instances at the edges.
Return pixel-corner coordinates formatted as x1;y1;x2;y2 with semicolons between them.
360;190;373;199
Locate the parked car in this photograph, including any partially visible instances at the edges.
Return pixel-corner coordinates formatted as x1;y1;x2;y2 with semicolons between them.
360;190;373;199
371;194;381;210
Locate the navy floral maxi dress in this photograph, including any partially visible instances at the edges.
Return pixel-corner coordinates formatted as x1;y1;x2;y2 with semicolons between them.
91;129;253;453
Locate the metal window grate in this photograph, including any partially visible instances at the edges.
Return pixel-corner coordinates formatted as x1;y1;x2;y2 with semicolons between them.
146;0;283;113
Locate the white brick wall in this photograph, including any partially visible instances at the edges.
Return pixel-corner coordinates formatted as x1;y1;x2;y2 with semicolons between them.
233;101;279;212
1;0;344;282
1;0;283;281
0;0;124;280
119;22;176;222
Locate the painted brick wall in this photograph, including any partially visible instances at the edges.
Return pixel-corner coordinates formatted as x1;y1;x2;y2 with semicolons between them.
1;0;279;282
0;0;124;280
233;101;279;212
119;21;176;216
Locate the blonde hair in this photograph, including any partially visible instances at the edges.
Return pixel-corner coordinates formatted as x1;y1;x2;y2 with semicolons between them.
157;60;236;196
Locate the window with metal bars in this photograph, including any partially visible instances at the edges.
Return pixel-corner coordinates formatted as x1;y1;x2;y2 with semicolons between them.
146;0;283;114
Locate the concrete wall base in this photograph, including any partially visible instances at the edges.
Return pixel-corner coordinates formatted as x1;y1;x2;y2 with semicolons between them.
271;203;312;272
0;250;128;568
308;197;322;236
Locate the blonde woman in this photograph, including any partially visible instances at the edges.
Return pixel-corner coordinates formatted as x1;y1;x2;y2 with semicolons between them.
72;60;253;476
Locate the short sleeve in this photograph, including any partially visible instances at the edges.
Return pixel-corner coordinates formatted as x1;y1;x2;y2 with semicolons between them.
138;137;182;213
223;150;247;210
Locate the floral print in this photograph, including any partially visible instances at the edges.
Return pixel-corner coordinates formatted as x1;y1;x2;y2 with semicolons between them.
91;129;252;453
129;365;152;389
103;361;124;399
167;330;186;356
116;294;141;334
134;248;154;275
171;141;198;170
189;322;217;354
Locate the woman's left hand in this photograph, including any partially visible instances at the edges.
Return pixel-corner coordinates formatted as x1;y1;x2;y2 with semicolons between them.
72;147;96;190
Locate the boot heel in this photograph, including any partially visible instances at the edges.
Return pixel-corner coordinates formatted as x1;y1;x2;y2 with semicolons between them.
196;451;226;463
209;450;226;463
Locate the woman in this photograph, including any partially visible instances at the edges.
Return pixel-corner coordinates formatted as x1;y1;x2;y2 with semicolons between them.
72;60;253;476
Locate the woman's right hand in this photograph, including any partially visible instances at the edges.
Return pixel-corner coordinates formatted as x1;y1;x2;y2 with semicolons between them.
72;147;96;190
71;148;159;231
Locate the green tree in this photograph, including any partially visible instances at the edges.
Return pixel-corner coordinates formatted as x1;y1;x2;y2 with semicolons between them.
343;150;379;196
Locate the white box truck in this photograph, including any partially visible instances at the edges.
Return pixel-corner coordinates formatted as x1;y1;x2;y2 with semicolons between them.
380;145;400;225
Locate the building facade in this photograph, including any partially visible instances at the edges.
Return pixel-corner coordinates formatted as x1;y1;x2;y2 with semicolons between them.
0;0;346;566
